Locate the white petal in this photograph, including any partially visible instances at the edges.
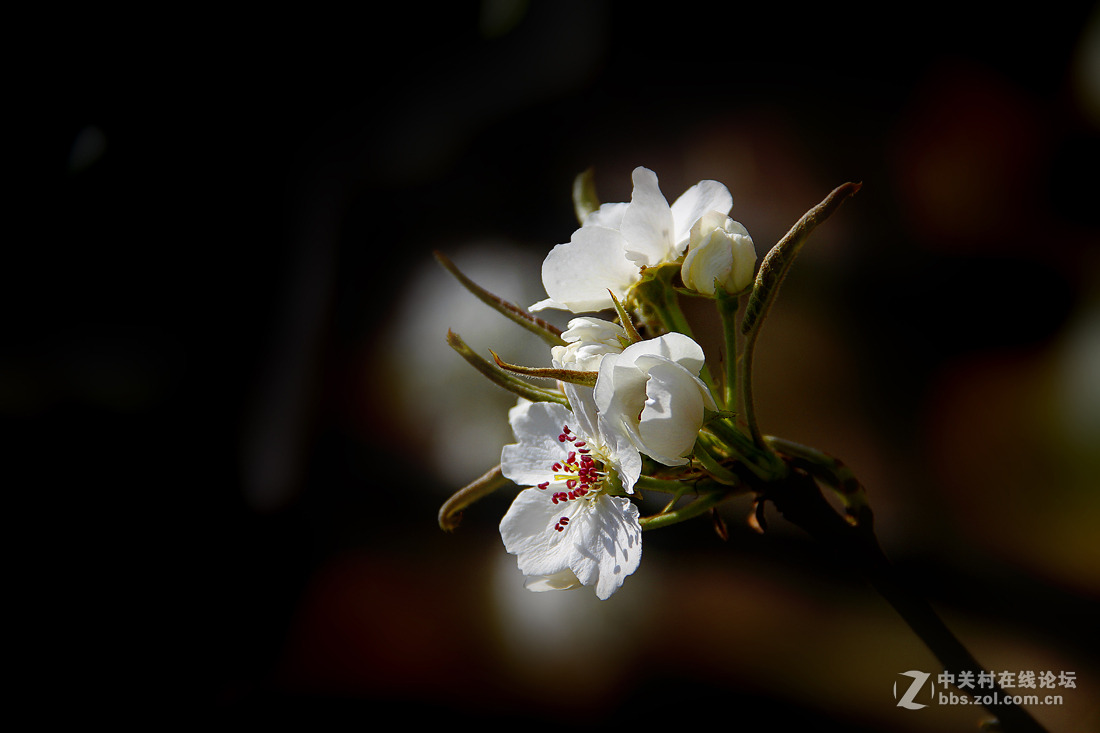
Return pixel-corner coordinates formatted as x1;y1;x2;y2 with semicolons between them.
583;201;629;229
524;569;581;592
618;332;707;376
637;360;706;463
499;487;577;578
598;415;642;493
619;166;675;267
561;381;599;442
529;297;567;312
500;401;572;486
588;496;642;600
670;179;733;248
594;351;648;425
499;489;642;600
540;226;639;313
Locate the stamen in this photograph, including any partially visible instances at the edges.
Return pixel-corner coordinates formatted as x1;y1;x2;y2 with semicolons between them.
543;425;607;507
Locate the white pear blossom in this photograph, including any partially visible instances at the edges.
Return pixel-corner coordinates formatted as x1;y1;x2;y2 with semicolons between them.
681;210;758;296
532;166;733;313
499;400;642;600
595;332;717;467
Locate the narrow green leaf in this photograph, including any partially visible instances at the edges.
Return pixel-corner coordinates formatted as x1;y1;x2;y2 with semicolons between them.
447;330;570;406
435;251;566;347
738;182;861;448
489;350;598;388
438;464;510;532
741;182;861;338
572;167;600;225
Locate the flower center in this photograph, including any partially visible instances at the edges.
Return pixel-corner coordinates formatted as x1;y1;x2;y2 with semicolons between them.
536;423;607;531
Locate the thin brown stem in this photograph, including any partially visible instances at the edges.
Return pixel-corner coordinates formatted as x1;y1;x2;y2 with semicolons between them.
766;470;1048;733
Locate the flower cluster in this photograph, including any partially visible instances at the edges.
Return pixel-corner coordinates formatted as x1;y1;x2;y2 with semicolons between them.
436;167;863;600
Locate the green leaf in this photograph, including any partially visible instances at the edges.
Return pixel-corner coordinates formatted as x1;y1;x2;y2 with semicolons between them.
489;350;598;388
438;464;510;532
446;330;570;406
572;167;600;225
435;251;566;347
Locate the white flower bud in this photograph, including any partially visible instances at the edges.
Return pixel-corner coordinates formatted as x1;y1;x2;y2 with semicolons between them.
551;317;627;372
680;210;757;296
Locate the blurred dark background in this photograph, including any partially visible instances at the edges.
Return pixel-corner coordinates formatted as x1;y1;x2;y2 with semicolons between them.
11;2;1100;729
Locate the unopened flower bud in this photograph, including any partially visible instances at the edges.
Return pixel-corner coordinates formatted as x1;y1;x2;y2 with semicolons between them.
681;210;757;296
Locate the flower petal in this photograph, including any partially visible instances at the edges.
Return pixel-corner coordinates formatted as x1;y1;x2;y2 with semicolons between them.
524;569;581;592
499;487;576;578
637;360;707;463
500;401;571;486
670;179;733;248
582;201;629;229
586;495;642;600
619;332;707;376
619;166;675;267
499;490;641;599
540;226;639;313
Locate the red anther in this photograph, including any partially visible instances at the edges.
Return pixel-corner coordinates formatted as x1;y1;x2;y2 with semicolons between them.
566;479;577;489
558;434;568;442
537;482;549;490
574;441;586;447
560;516;569;525
552;462;562;472
578;448;590;454
567;451;576;463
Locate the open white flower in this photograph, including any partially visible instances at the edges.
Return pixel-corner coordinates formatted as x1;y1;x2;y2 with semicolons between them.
681;210;757;296
595;332;717;467
499;400;642;600
532;166;733;313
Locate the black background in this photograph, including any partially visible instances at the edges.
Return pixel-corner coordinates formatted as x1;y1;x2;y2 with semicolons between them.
12;2;1100;728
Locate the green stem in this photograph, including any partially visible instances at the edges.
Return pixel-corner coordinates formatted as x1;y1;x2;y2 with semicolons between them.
765;435;871;526
716;286;741;412
640;489;732;531
693;436;742;486
634;474;700;494
706;417;786;482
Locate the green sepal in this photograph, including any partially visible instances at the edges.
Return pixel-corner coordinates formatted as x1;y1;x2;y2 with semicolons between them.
446;330;570;407
572;167;600;225
435;251;567;347
608;289;643;344
489;350;598;388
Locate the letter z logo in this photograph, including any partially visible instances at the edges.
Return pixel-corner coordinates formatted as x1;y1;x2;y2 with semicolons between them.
894;670;934;710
